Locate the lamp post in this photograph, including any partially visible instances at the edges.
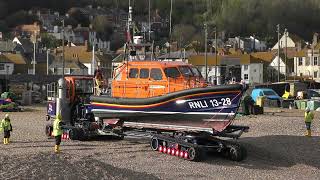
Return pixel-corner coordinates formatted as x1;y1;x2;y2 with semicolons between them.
61;19;65;78
204;23;208;82
6;65;9;92
276;24;281;82
214;26;218;85
284;28;288;81
47;49;50;75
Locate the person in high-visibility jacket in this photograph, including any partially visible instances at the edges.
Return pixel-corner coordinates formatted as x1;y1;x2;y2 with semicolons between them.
304;107;314;137
0;114;13;145
53;113;63;153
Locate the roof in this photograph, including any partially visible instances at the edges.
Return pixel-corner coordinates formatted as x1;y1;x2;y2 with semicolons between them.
49;60;87;69
57;45;92;63
15;23;40;33
2;53;27;64
295;49;307;57
157;50;195;59
0;54;12;63
251;52;276;63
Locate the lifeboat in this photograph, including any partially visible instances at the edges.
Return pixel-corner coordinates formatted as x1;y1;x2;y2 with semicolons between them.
90;61;244;132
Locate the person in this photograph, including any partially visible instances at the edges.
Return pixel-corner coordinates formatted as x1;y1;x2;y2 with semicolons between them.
304;107;314;137
94;68;103;96
0;114;12;145
53;113;63;153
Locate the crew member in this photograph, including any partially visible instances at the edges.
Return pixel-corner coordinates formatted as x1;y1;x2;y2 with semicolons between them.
0;114;12;145
304;107;314;137
53;113;63;153
94;67;103;96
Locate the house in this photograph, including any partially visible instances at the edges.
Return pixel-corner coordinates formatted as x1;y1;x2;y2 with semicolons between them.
272;32;304;50
227;36;267;52
0;53;27;74
188;54;264;85
14;22;41;38
157;50;195;62
52;42;113;77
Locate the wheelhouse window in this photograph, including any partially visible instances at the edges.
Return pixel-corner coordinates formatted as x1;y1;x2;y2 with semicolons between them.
190;67;202;77
129;68;139;78
150;68;163;80
298;57;303;66
178;66;194;77
164;67;181;78
75;79;94;94
139;68;149;79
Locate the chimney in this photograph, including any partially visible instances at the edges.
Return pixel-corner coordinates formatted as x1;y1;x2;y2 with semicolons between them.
297;41;302;51
313;33;318;46
85;40;88;49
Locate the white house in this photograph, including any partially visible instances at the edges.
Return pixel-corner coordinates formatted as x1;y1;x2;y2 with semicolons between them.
294;49;320;81
241;63;263;84
272;32;299;50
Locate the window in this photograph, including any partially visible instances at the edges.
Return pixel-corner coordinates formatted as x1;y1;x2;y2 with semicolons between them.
139;68;149;79
298;57;303;66
64;68;71;74
314;71;318;78
164;67;181;78
244;74;248;80
150;68;163;80
0;64;4;70
129;68;139;78
244;65;248;71
190;67;202;77
178;66;193;77
314;57;318;66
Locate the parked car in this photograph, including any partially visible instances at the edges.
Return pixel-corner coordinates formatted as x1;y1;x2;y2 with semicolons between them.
306;89;320;99
251;88;282;107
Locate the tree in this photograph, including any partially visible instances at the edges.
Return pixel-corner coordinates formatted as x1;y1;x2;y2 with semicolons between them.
92;16;113;41
171;24;197;48
41;33;60;49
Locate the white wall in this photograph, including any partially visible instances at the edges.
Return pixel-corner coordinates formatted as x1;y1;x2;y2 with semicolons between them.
269;56;286;74
294;51;320;82
272;33;296;50
242;63;263;84
0;63;14;75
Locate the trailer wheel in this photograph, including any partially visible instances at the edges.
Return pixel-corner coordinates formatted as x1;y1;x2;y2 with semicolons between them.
150;137;159;151
228;144;246;162
45;125;52;137
187;147;202;161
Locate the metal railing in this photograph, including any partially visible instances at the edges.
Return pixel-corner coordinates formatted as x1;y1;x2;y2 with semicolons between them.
47;82;57;101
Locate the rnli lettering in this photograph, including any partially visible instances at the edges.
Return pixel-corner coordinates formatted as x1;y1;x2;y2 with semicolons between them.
188;98;232;109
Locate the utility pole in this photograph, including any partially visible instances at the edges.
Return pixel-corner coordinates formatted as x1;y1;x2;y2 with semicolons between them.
62;19;65;78
284;28;288;81
169;0;172;55
33;41;36;75
204;23;208;82
47;49;50;75
277;24;280;82
215;27;218;85
148;0;151;42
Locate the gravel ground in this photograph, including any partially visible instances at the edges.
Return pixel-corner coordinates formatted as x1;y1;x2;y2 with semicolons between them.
0;105;319;180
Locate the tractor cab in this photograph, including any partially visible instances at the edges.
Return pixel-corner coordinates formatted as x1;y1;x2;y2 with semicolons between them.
46;76;94;122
